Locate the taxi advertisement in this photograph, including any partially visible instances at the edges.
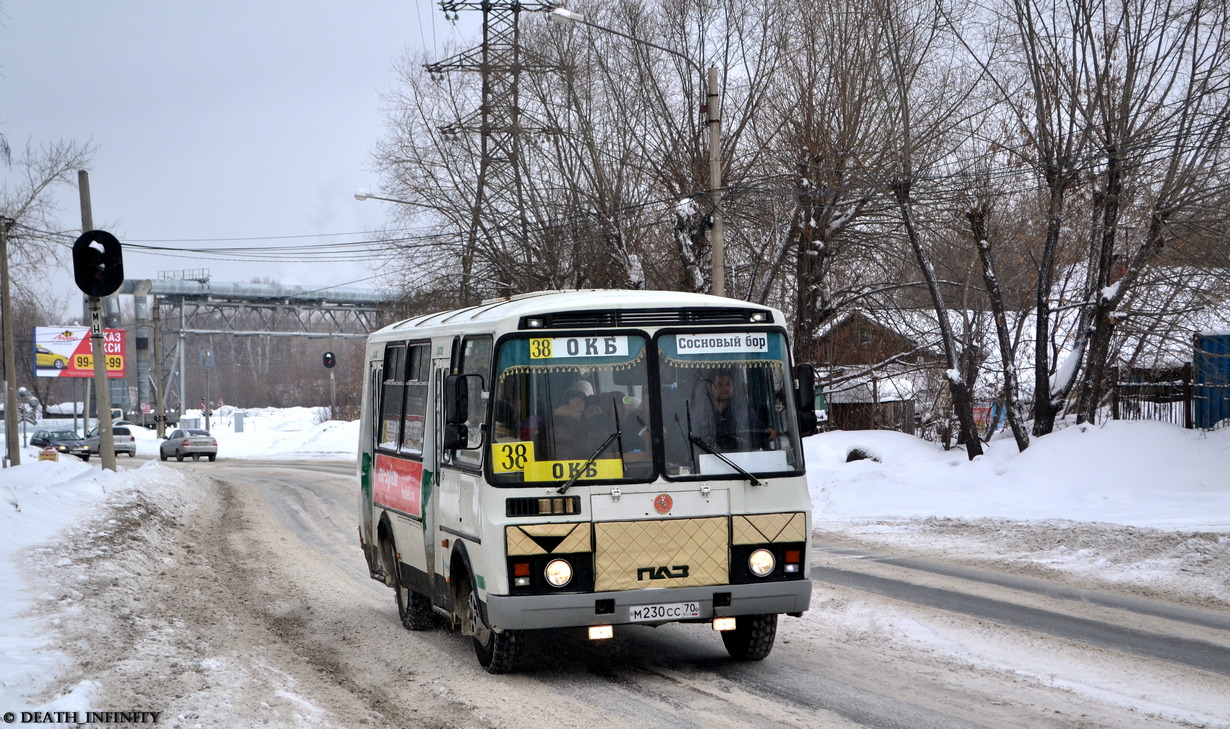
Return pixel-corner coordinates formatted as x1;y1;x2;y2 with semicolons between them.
33;326;127;378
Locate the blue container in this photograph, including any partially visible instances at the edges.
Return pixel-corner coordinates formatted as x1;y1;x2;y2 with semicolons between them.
1194;333;1230;429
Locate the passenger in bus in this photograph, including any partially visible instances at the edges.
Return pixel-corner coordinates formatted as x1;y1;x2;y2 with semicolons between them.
695;369;777;451
543;381;594;459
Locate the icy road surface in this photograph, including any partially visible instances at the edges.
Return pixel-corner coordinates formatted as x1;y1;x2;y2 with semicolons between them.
20;460;1230;728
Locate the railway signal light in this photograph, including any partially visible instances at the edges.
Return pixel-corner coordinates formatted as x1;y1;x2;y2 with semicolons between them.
323;351;336;368
72;230;124;298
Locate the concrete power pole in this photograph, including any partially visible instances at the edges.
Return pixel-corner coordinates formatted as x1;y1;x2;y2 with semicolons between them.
79;171;117;472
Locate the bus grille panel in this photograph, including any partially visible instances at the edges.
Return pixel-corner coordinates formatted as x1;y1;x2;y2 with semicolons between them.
593;517;728;592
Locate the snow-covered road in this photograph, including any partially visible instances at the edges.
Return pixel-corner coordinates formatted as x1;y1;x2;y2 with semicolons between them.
13;459;1228;729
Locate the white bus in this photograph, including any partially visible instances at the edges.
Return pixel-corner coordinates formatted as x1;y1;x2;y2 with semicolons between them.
357;290;817;672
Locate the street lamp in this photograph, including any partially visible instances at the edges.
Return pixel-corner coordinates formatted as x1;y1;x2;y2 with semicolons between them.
354;190;423;206
354;189;475;302
546;6;726;297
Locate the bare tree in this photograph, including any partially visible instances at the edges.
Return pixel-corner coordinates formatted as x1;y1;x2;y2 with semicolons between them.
879;0;988;458
0;140;96;299
1069;0;1230;424
762;0;898;361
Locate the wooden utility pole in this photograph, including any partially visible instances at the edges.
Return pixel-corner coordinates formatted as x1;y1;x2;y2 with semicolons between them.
0;216;19;466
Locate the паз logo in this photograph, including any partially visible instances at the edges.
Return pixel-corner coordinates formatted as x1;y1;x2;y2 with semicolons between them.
653;494;673;514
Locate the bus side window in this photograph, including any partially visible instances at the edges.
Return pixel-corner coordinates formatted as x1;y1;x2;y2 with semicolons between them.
378;344;406;452
453;336;492;468
399;344;430;457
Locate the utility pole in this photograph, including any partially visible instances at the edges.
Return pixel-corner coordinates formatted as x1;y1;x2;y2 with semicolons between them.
707;67;724;297
152;299;166;438
77;171;118;471
0;216;18;466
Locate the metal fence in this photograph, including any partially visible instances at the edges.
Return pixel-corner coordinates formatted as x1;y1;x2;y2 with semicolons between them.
1110;356;1230;430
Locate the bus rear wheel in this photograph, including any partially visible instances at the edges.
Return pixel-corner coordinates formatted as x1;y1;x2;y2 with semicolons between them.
459;574;520;673
383;535;433;631
721;613;777;661
396;582;435;631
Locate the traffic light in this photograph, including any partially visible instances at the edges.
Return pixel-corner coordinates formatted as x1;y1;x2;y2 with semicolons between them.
72;230;124;297
323;351;336;368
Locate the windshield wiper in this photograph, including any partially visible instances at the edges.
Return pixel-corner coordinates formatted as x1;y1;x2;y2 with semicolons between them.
557;430;620;495
688;435;763;486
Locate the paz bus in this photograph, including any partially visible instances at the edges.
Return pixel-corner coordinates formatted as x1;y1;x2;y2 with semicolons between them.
357;290;817;672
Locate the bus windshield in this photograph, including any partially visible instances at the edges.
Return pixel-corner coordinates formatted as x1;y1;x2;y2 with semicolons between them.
658;331;802;479
489;334;654;486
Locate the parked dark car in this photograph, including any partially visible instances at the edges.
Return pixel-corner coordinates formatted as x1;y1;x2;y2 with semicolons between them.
29;429;90;460
82;425;138;459
160;429;218;462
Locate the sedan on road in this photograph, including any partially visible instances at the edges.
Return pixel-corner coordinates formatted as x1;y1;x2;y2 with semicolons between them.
160;429;218;462
82;425;138;459
29;429;90;460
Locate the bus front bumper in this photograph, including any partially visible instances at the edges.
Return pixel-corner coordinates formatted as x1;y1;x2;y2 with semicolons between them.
483;580;811;631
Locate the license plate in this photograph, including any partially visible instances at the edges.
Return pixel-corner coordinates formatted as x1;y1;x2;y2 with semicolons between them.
628;601;702;622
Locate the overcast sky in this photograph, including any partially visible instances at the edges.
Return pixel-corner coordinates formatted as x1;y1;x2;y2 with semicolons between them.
2;1;480;309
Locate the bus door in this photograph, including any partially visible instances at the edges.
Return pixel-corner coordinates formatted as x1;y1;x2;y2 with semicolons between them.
428;350;451;606
359;358;382;578
433;336;494;603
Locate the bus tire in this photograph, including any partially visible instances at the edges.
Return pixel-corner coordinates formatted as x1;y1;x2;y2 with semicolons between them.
721;613;777;661
460;573;520;673
381;534;433;631
396;581;435;631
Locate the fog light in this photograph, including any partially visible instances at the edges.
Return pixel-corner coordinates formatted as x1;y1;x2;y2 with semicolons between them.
712;617;737;631
514;576;531;587
544;559;573;587
784;564;799;573
588;625;613;640
748;549;775;577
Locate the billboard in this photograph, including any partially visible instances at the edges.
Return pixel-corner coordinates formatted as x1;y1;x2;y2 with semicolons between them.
33;326;127;378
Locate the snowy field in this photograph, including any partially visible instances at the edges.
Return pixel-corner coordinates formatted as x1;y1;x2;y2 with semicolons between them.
2;407;1227;713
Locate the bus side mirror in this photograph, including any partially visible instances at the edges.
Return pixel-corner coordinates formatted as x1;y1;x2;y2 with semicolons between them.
444;373;486;450
795;365;818;437
444;374;468;425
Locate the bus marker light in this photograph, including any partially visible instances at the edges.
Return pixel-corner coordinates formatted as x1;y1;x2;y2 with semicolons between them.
588;625;613;640
514;562;531;577
712;617;737;632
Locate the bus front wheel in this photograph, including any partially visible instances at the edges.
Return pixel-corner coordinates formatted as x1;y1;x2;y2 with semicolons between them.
721;613;777;661
458;573;520;673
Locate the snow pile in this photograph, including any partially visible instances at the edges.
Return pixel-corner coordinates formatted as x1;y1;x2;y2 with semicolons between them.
808;420;1230;604
0;460;201;705
808;420;1230;529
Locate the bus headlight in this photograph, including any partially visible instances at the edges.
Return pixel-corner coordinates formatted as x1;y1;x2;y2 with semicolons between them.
748;549;775;577
544;559;573;588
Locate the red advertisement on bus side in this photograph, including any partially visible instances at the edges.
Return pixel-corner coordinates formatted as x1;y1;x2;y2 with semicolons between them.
373;454;423;518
